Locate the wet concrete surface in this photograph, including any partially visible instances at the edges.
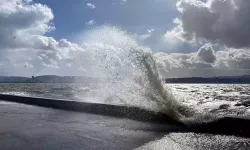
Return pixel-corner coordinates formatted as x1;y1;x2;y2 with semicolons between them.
0;101;171;150
1;97;250;150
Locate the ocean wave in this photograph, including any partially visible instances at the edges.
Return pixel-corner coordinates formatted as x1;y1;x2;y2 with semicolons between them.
72;26;197;122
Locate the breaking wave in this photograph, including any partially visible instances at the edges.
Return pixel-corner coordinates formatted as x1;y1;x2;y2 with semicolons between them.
75;26;198;122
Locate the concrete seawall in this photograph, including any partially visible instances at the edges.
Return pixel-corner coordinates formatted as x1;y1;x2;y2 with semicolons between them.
1;94;250;138
0;94;184;126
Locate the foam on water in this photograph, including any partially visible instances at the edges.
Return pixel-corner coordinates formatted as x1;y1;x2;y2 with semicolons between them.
170;84;250;117
136;133;250;150
2;91;29;97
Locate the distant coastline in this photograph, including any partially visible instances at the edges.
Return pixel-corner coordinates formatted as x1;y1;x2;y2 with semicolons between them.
165;75;250;84
1;75;250;84
0;75;97;83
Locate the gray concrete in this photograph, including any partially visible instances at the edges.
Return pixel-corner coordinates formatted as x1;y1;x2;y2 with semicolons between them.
0;101;172;150
0;94;184;125
2;94;250;138
1;95;250;150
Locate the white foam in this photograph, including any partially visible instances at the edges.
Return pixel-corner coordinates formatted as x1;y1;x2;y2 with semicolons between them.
1;92;29;97
136;133;250;150
75;26;185;120
168;84;250;116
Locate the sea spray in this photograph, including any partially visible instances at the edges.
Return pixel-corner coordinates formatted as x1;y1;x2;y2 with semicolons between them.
75;26;195;121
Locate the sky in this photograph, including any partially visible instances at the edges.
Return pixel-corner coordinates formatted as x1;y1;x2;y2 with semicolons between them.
1;0;250;77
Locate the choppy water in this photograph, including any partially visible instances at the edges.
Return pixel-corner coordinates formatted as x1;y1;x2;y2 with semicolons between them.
1;83;250;118
169;84;250;117
0;83;94;101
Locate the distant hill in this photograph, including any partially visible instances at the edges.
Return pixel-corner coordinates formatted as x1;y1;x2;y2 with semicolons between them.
25;75;75;83
1;75;250;84
166;75;250;84
0;76;29;83
25;75;100;83
0;75;101;83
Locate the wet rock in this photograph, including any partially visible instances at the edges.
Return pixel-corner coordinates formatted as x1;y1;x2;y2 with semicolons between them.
235;101;250;107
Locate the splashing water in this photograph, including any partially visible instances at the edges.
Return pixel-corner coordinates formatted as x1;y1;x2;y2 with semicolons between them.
75;26;196;121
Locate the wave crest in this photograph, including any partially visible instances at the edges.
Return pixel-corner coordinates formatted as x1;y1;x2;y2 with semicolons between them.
75;26;197;121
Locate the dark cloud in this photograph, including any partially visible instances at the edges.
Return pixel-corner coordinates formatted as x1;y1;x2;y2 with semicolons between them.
167;0;250;48
196;44;216;63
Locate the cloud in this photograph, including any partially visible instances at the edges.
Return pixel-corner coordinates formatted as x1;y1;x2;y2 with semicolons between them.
215;48;250;70
164;18;186;43
147;28;154;34
0;0;86;76
0;1;54;50
139;28;155;40
85;20;95;26
196;44;216;63
159;0;250;77
1;0;250;78
166;0;250;48
86;3;96;9
121;0;127;4
0;0;144;77
154;44;250;78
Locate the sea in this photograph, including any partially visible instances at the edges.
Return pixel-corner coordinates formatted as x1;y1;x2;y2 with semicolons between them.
1;83;250;118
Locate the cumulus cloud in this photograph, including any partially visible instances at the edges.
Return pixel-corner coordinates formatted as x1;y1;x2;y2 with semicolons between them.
166;0;250;48
0;1;54;49
85;20;95;26
86;3;96;9
215;49;250;70
0;0;144;77
0;0;86;76
159;0;250;77
196;44;216;63
154;44;250;78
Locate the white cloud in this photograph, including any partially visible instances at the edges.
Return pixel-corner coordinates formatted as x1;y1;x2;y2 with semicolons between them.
147;28;154;34
121;0;127;4
0;0;86;76
0;0;144;77
139;28;155;40
167;0;250;48
86;3;96;9
85;20;95;26
164;18;186;43
154;44;250;78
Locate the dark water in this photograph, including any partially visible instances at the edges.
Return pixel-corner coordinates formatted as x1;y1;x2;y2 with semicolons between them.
0;83;92;101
